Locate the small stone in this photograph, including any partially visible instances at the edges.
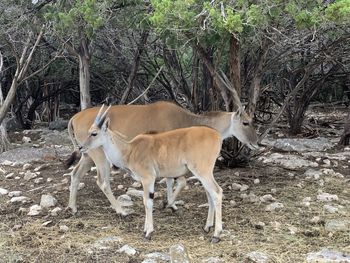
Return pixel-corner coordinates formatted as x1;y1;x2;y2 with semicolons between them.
0;187;9;195
245;251;269;263
317;193;338;202
271;188;277;194
91;167;97;172
28;204;42;216
230;200;237;206
254;222;265;230
169;244;190;263
271;221;281;231
131;181;142;188
307;249;350;262
260;194;276;203
22;136;32;143
47;178;53;183
323;204;338;214
265;202;284;212
61;178;69;184
78;183;85;190
18;207;27;214
198;203;209;208
322;159;331;167
5;172;14;179
15;176;21;180
289;226;298;235
23;163;32;170
201;257;224;263
117;194;133;207
248;193;259;203
231;183;242;190
42;221;53;227
51;207;62;216
1;160;13;166
253;179;260;184
12;224;22;231
325;219;350;232
34;178;44;184
117;184;124;190
240;184;249;192
24;171;37;181
8;191;22;197
59;225;69;233
40;194;58;208
303;197;311;202
126;188;143;198
117;244;137;256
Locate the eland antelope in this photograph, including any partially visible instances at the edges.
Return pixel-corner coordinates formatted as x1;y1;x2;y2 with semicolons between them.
80;105;224;242
66;101;259;215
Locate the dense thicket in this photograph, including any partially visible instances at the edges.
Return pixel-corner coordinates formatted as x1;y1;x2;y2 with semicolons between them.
0;0;350;151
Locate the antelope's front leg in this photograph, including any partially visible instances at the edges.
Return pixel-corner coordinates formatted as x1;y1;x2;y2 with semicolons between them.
142;177;156;240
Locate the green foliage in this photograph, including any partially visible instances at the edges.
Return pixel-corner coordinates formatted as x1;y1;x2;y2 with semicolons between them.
45;0;106;39
325;0;350;22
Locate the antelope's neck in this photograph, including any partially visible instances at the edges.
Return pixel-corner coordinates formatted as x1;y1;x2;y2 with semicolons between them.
102;131;130;168
193;113;231;139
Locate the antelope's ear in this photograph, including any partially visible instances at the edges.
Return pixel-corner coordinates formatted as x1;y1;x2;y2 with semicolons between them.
102;117;110;131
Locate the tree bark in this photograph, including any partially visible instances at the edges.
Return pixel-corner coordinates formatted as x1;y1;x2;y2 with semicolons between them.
228;35;241;110
120;30;149;104
78;51;91;110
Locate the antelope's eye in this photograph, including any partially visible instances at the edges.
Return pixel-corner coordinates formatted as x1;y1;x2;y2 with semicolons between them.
91;132;97;137
243;122;249;126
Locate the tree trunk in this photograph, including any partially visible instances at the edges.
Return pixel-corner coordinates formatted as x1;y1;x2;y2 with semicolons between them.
120;30;149;104
191;50;200;112
78;52;91;110
229;35;241;110
0;51;10;152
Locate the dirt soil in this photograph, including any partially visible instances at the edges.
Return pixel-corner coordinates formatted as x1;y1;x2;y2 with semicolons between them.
0;106;350;263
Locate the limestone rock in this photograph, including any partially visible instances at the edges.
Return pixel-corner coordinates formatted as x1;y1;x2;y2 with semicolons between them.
117;244;137;256
40;194;57;208
169;244;190;263
28;204;42;216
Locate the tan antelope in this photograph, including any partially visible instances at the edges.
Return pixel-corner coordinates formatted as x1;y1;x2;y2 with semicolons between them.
80;105;223;242
66;101;258;215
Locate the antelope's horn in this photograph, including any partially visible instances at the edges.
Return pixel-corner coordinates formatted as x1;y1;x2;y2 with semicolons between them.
99;105;111;124
95;104;105;125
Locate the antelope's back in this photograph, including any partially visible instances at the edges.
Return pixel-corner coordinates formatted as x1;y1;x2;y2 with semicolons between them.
70;101;193;143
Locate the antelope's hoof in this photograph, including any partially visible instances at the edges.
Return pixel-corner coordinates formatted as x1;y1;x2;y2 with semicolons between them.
170;206;178;213
161;200;168;210
210;236;221;244
143;234;152;242
202;226;212;234
64;207;77;217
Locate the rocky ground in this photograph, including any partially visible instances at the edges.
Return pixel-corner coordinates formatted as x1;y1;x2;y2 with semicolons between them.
0;107;350;263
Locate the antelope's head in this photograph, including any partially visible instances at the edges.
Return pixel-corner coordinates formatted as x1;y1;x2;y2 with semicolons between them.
80;105;111;153
229;107;259;150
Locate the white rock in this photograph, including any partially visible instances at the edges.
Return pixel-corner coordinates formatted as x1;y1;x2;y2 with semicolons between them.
260;194;276;203
22;136;32;143
34;178;44;184
51;207;62;216
143;252;171;263
322;159;331;167
24;171;37;181
240;184;249;192
169;244;190;263
201;257;224;263
230;200;237;206
271;188;277;194
231;183;242;190
5;172;14;179
0;187;9;195
40;194;57;208
8;191;22;197
117;194;134;207
11;196;30;203
0;167;6;174
303;197;312;202
198;203;209;208
117;184;124;190
245;251;269;263
23;163;32;170
42;221;53;227
325;219;350;232
131;181;142;188
309;216;321;224
247;193;259;203
265;202;284;212
117;244;137;256
323;205;338;214
317;193;339;202
47;178;53;183
28;204;42;216
78;183;85;190
307;248;350;262
254;179;260;184
126;188;143;198
59;225;69;233
1;160;13;166
15;176;21;180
